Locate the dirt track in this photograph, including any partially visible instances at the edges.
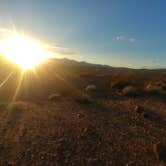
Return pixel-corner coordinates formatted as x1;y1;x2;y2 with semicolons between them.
0;98;165;166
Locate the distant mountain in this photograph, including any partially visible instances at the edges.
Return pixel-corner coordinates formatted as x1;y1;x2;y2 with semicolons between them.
155;69;166;72
54;58;111;69
0;55;165;71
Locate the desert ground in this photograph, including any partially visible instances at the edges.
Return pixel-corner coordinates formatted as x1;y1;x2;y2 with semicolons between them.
0;58;166;165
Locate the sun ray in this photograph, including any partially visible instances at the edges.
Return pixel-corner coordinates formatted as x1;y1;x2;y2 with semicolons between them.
11;71;24;103
0;71;13;88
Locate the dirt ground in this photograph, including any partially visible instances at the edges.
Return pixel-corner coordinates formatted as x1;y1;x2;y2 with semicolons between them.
0;96;165;166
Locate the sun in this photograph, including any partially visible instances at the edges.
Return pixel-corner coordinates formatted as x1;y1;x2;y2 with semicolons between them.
0;33;52;70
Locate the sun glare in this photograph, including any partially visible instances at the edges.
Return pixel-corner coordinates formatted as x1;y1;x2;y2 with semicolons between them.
0;33;52;70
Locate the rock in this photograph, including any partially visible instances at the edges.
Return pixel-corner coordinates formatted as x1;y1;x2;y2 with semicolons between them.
77;113;81;118
58;137;66;143
134;105;145;114
82;128;88;135
40;156;44;160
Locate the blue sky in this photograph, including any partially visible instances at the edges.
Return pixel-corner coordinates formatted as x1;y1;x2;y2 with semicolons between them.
0;0;166;68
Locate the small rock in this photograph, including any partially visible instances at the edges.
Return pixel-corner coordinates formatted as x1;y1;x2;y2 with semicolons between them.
77;113;82;118
58;137;65;143
134;105;145;114
83;128;88;134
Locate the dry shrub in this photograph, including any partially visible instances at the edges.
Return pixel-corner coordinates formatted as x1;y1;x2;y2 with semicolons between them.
122;86;140;96
111;80;130;90
48;93;62;101
145;83;165;96
85;84;99;98
110;70;155;91
155;81;166;91
74;93;93;104
85;84;96;93
9;101;27;111
0;103;7;111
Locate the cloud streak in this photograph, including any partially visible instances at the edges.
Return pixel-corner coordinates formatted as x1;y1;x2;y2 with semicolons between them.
48;44;75;56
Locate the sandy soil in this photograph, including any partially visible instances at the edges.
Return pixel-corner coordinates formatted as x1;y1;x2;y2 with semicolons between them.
0;97;165;166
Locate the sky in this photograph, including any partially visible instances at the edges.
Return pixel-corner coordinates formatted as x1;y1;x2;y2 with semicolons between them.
0;0;166;68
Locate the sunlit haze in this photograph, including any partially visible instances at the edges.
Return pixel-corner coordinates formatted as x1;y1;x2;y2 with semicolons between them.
0;33;53;70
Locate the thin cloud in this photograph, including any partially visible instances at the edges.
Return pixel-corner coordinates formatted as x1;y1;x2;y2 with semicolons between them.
115;35;136;43
129;38;136;43
49;44;69;49
116;35;125;41
48;44;75;56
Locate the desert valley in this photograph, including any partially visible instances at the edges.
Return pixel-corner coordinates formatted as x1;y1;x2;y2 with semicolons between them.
0;57;165;165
